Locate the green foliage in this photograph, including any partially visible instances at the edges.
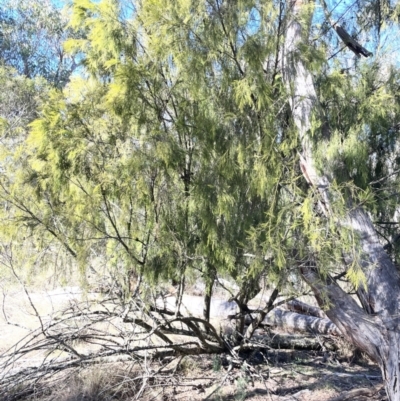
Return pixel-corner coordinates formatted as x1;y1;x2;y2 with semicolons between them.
0;66;73;284
12;0;299;295
1;0;400;300
212;355;222;372
0;66;48;138
235;373;249;401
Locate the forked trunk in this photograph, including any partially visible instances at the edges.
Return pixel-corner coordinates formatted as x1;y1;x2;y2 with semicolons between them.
283;1;400;399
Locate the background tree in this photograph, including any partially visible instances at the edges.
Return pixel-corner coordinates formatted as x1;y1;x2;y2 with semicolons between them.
0;0;78;87
0;0;79;286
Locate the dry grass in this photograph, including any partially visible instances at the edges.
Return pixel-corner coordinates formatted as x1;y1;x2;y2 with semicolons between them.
40;365;141;401
1;347;384;401
47;353;384;401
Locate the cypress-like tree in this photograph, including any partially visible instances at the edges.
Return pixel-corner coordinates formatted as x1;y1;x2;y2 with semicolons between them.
3;0;400;398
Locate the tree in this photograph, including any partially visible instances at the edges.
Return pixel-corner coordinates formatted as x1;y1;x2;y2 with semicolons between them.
0;0;78;87
284;1;400;399
0;0;81;288
2;0;400;399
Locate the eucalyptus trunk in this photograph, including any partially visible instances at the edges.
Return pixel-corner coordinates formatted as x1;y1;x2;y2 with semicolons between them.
284;2;400;399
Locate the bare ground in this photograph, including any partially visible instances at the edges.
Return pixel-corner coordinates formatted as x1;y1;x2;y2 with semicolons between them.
24;350;383;401
0;287;385;401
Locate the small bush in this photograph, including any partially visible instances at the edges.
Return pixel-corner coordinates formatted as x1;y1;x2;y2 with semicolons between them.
212;355;222;372
179;356;199;374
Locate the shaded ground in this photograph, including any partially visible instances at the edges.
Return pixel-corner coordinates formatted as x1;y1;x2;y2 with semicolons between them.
26;349;383;401
148;351;383;401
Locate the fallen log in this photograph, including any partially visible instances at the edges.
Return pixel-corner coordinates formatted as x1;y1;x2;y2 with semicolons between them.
285;299;327;319
156;295;340;336
261;309;340;336
327;384;384;401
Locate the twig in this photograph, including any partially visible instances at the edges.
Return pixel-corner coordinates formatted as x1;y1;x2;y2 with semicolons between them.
203;362;233;400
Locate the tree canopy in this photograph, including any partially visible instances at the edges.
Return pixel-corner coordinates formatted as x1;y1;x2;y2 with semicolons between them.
2;0;400;398
9;0;398;291
0;0;399;304
0;0;78;87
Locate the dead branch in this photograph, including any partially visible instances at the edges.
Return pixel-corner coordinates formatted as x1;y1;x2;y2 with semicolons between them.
285;299;327;318
261;309;340;335
327;384;384;401
0;286;344;401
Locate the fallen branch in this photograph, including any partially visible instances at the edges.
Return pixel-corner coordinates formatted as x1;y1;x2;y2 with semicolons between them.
327;384;384;401
285;299;327;319
261;309;340;336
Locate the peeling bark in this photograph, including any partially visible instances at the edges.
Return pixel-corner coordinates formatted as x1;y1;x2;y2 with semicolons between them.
156;294;340;337
283;1;400;399
286;299;327;318
262;308;340;336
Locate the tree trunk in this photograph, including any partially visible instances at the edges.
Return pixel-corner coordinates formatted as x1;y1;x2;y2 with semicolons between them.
283;1;400;399
175;271;186;317
203;282;212;323
203;268;215;333
385;331;400;401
